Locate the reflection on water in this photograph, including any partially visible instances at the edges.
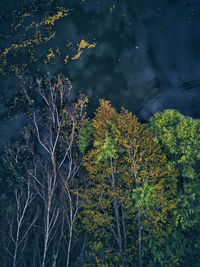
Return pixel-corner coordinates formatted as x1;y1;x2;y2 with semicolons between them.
1;0;200;144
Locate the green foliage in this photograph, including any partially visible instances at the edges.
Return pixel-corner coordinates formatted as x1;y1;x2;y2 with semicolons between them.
78;120;94;153
148;109;200;266
95;132;118;161
131;180;155;212
148;109;200;179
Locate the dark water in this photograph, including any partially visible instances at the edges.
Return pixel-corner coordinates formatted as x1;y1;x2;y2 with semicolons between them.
1;0;200;145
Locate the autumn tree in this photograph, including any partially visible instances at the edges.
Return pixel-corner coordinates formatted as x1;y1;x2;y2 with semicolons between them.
81;100;176;266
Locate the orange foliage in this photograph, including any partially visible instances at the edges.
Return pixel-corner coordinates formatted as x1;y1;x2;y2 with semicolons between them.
81;99;177;264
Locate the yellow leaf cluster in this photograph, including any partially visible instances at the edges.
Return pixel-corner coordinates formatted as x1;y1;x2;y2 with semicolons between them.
44;8;70;25
71;39;96;60
64;55;69;64
44;48;55;63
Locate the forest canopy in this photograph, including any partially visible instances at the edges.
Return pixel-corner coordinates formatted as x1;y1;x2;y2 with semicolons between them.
1;1;200;266
0;75;199;266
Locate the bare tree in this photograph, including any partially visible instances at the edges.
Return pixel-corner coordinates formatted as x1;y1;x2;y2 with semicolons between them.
1;75;88;267
2;179;39;267
1;132;39;267
25;75;88;267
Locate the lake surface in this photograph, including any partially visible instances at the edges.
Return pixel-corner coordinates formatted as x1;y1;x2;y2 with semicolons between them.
1;0;200;144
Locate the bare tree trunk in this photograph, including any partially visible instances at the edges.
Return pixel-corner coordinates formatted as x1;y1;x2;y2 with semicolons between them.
52;216;64;267
65;182;74;267
6;181;38;267
62;173;81;267
66;224;73;267
41;205;50;267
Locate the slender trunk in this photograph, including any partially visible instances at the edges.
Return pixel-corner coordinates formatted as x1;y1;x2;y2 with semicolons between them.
42;234;48;267
113;198;123;257
13;225;20;267
121;203;127;251
42;156;57;267
52;254;56;267
66;224;73;267
110;158;123;262
52;217;64;267
12;186;33;267
65;184;74;267
42;204;50;267
137;212;142;267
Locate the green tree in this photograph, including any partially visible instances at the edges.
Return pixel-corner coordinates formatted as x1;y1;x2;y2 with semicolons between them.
148;109;200;266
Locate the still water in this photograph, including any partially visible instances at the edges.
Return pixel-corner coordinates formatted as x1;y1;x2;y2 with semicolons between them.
1;0;200;144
